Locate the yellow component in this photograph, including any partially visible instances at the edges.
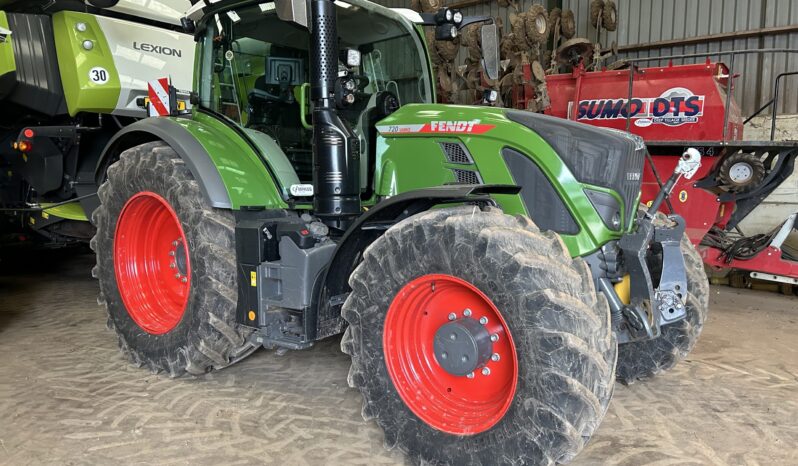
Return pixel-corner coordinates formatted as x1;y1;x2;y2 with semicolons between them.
248;310;256;321
250;271;257;287
646;200;653;208
679;190;688;203
40;202;88;221
29;216;35;225
22;154;27;162
614;275;631;305
142;98;186;112
42;211;49;219
12;142;18;150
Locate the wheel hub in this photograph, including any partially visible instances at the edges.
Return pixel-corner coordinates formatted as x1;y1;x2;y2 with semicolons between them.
114;192;191;335
729;162;753;184
433;318;492;376
383;274;518;435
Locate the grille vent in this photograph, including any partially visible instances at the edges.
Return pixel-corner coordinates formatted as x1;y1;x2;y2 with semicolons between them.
452;169;483;185
440;142;474;164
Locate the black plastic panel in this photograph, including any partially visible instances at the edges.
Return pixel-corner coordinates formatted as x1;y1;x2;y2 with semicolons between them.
505;109;644;225
502;148;579;235
6;13;67;116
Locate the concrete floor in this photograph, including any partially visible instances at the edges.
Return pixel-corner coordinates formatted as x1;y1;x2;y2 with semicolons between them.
1;250;797;466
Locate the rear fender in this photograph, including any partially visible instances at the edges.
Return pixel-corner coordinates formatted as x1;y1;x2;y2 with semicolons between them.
95;116;288;211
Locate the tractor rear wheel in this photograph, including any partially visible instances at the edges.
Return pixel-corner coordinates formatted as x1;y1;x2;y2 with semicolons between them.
615;213;710;384
341;206;616;465
92;142;256;377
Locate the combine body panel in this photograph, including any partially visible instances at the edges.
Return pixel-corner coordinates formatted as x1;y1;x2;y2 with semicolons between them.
545;62;744;142
51;11;195;117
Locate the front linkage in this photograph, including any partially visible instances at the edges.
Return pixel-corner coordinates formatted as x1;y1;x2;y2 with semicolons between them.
589;148;702;343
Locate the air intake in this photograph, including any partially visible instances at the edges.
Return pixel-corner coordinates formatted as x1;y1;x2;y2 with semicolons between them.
440;142;474;164
452;169;483;185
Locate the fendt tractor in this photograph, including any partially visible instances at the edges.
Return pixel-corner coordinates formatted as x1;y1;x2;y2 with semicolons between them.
17;0;707;463
0;0;193;247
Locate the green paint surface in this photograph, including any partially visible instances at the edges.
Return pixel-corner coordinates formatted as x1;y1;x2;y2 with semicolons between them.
52;11;121;116
178;112;287;209
41;202;88;221
0;12;15;80
375;104;631;257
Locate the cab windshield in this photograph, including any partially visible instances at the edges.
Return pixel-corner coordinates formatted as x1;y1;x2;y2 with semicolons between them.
197;2;432;183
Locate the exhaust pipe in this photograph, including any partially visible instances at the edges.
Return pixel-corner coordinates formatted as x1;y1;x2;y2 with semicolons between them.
308;0;361;231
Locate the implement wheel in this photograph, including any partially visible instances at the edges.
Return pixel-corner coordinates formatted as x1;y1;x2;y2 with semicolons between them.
341;206;616;464
92;142;256;376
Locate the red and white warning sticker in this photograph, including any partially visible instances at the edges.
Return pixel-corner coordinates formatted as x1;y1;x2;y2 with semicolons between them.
147;78;171;117
377;120;495;135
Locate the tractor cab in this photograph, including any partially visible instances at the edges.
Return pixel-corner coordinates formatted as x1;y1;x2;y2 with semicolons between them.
194;1;434;194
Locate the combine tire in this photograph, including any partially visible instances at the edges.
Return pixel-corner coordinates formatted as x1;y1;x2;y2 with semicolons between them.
92;142;256;377
341;206;616;465
615;213;710;384
590;0;603;27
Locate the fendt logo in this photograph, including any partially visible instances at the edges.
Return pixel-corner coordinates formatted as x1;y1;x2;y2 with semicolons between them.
377;120;495;135
576;87;705;127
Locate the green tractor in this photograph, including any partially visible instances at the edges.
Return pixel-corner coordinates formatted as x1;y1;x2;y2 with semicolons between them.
91;0;709;463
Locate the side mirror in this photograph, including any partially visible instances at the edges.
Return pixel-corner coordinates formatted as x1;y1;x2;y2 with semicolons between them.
275;0;308;28
480;23;499;81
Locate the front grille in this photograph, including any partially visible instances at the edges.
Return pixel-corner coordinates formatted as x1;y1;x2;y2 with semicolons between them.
440;142;474;164
506;109;644;229
452;169;483;185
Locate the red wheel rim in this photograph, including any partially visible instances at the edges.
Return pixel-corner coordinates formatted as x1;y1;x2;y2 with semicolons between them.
114;192;190;335
383;274;518;435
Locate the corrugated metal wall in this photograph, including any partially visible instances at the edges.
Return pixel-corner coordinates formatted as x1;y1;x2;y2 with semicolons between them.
377;0;798;116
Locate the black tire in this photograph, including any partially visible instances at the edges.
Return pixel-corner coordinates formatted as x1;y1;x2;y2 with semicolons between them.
525;4;550;45
341;206;617;465
717;151;766;193
589;0;603;28
561;9;576;39
615;213;710;384
602;0;618;31
91;142;256;377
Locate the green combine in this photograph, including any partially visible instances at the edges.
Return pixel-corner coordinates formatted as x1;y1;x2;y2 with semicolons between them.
71;0;707;463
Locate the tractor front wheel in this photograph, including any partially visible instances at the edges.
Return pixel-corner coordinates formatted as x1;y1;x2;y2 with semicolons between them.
92;142;256;376
341;206;616;465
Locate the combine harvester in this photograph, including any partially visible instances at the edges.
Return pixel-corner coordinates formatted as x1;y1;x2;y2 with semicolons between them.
0;0;193;247
543;43;798;292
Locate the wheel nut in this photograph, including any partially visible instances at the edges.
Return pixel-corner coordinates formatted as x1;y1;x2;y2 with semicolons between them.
490;334;499;342
448;312;456;321
172;240;178;246
169;262;176;269
491;353;500;362
482;367;491;376
463;308;472;317
169;251;175;256
466;372;474;379
181;277;188;283
479;316;488;325
175;273;181;278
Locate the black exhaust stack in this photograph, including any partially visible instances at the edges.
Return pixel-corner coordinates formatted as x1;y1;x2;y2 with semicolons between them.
309;0;360;231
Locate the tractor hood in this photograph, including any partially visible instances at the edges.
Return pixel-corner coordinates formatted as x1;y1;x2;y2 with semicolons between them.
374;103;646;256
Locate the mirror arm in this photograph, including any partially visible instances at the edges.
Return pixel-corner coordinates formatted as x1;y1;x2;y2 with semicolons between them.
416;14;492;28
458;16;493;28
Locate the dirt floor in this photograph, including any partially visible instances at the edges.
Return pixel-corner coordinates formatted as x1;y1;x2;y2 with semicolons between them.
0;249;796;465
